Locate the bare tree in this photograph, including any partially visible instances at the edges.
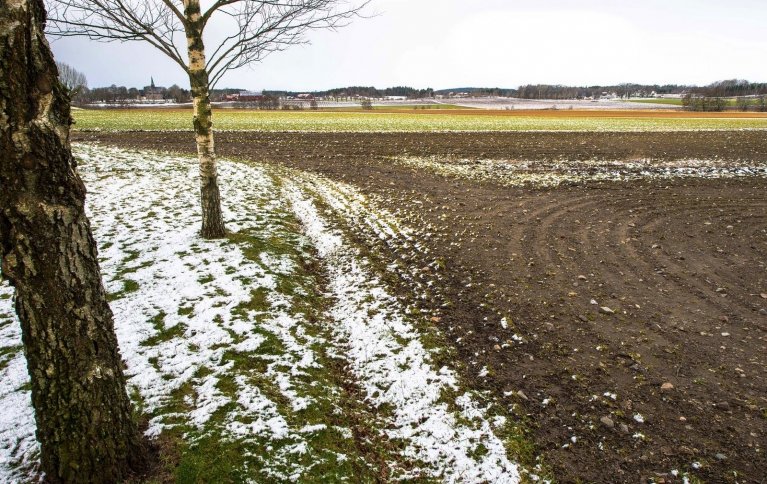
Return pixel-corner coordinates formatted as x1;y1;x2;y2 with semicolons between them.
258;94;280;110
736;96;751;112
47;0;369;239
55;61;88;99
166;83;191;103
756;96;767;113
1;0;147;480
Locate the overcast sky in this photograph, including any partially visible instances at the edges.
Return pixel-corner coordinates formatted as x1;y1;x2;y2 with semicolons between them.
49;0;767;91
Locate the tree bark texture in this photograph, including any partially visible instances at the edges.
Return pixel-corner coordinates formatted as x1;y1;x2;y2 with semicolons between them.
184;0;226;239
0;0;146;481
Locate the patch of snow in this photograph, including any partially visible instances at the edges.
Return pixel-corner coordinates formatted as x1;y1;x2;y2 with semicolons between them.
0;145;356;480
396;155;767;188
1;145;526;482
77;146;312;437
0;288;38;482
284;177;520;483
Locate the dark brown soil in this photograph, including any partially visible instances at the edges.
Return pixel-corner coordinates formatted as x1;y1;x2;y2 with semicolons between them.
78;131;767;484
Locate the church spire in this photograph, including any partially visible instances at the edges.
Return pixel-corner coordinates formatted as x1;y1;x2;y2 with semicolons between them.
151;77;155;89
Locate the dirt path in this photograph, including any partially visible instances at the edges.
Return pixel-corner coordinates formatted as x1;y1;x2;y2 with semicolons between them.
79;131;767;483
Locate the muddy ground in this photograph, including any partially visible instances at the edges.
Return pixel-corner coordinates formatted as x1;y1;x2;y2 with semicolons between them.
78;131;767;483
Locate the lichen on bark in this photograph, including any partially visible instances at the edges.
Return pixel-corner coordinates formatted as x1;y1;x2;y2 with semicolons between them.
0;0;147;481
183;0;226;239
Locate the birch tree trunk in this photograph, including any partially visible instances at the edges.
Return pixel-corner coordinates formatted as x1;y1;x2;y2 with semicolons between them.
0;0;146;481
184;0;226;239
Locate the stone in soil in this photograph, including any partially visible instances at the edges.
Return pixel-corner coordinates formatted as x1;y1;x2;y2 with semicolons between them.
600;416;615;429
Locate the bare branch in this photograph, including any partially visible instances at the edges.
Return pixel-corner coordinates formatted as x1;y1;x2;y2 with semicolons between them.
46;0;189;71
46;0;370;86
205;0;371;86
159;0;185;24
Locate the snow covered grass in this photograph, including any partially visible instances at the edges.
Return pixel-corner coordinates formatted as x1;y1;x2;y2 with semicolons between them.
84;145;386;481
0;146;382;482
0;282;38;482
0;145;525;482
282;173;520;482
395;155;767;188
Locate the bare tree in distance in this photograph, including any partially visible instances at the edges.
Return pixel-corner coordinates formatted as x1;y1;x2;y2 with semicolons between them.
757;96;767;113
736;96;751;112
1;0;147;480
47;0;370;238
56;60;88;99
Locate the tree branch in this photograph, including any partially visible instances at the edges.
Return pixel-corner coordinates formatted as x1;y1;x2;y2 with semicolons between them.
46;0;188;72
46;0;370;86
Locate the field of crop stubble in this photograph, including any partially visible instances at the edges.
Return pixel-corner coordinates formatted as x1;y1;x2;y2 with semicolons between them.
15;108;767;482
73;107;767;132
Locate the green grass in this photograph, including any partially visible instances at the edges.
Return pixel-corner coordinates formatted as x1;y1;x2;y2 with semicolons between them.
628;98;684;106
630;97;764;108
140;312;188;347
0;344;23;373
140;216;405;482
107;279;140;301
72;108;767;132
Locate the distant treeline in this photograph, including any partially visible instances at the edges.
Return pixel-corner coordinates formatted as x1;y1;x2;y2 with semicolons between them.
75;84;193;104
265;86;436;99
433;87;518;97
77;79;767;106
693;79;767;97
245;80;767;100
431;85;688;99
515;83;687;99
682;93;767;112
513;80;767;100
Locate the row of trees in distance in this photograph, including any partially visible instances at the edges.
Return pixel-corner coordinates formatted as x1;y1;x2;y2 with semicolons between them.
67;75;767;107
682;94;767;112
515;83;687;99
77;84;193;104
695;79;767;97
267;85;436;99
497;80;767;101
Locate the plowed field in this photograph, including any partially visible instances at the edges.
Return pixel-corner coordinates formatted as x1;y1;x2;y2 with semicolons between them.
78;130;767;483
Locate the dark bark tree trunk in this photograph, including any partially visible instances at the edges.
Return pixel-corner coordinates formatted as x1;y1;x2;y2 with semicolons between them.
184;0;226;239
0;0;146;482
